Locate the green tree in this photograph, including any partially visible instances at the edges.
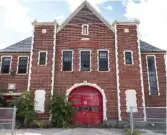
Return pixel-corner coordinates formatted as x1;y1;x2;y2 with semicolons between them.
50;92;74;128
14;91;35;127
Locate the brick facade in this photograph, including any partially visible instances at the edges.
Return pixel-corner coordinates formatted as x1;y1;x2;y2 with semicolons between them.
0;2;166;122
0;53;29;93
142;53;166;107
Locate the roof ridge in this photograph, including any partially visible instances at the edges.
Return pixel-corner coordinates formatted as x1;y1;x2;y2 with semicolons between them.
57;0;114;32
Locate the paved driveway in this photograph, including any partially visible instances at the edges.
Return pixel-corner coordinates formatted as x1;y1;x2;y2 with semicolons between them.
0;128;166;135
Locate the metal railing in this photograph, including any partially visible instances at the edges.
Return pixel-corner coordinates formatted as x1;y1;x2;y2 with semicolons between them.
129;106;166;135
0;106;16;135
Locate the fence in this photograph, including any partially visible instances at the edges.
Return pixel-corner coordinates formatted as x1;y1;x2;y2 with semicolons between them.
0;106;16;135
129;106;166;135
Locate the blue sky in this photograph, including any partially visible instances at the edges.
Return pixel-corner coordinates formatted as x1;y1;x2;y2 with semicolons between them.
0;0;167;51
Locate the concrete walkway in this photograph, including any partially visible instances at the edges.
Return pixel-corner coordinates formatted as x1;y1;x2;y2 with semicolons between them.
0;128;166;135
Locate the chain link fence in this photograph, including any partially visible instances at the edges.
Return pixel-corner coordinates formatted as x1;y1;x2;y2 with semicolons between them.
129;106;166;135
0;106;16;135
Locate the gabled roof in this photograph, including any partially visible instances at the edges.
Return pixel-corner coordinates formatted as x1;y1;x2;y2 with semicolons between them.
0;37;165;53
0;37;31;53
140;40;165;52
57;1;114;32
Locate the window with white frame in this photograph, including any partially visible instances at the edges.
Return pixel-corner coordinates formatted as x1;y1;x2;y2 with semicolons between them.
1;57;11;73
82;24;89;35
62;51;72;71
146;56;158;95
17;57;28;74
124;51;133;65
98;51;109;71
38;51;47;65
80;51;90;71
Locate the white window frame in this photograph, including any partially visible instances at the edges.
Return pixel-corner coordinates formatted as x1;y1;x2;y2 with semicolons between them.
16;56;29;75
79;49;92;72
146;55;160;96
38;51;48;66
0;56;12;75
61;50;74;72
123;50;134;65
97;49;110;72
82;24;89;35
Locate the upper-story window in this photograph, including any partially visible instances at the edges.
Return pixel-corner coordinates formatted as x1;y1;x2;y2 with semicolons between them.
62;51;73;71
98;50;109;71
17;57;28;74
124;51;133;65
146;56;159;95
82;24;89;35
38;51;47;66
80;50;91;71
1;56;12;74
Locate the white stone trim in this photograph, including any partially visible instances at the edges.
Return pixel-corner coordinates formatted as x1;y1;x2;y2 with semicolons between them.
137;24;146;121
57;1;114;33
123;50;134;65
146;55;160;96
0;56;12;75
114;24;121;121
27;27;35;91
79;49;92;72
82;24;89;35
66;81;107;121
1;93;21;96
32;20;57;26
37;51;48;66
16;56;29;75
61;49;74;72
51;24;57;96
97;49;110;72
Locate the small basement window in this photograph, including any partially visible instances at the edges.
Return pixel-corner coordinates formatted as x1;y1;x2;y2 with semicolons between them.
38;51;47;65
1;56;12;74
82;24;89;35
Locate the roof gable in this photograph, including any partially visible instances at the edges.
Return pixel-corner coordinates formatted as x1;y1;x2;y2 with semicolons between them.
57;1;114;32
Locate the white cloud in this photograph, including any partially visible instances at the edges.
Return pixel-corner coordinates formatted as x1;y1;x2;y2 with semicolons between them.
64;0;113;12
53;14;65;24
0;43;7;49
124;0;167;50
0;0;32;33
104;5;113;10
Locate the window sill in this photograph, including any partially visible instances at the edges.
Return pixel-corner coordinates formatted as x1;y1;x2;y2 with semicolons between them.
61;71;73;72
125;64;133;66
149;93;160;96
98;70;110;72
16;73;28;75
0;73;10;75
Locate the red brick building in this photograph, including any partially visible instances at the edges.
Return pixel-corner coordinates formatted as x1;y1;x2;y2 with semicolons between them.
0;1;166;125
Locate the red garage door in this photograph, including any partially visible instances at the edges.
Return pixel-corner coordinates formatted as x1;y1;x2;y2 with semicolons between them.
68;86;103;125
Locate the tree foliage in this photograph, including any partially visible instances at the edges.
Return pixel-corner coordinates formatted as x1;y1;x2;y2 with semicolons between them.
14;91;35;127
50;92;74;128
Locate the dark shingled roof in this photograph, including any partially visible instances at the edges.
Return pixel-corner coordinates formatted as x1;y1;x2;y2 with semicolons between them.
0;37;165;53
0;37;32;53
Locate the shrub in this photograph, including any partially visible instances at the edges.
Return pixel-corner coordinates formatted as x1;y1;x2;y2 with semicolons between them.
0;89;8;107
14;91;35;127
50;92;74;128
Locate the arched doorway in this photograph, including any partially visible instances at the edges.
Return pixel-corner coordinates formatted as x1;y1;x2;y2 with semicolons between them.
66;82;107;125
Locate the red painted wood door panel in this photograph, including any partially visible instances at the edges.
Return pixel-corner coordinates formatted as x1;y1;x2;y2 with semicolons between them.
68;86;103;125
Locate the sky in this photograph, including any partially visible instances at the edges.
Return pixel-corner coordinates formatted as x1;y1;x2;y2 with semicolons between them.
0;0;167;51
